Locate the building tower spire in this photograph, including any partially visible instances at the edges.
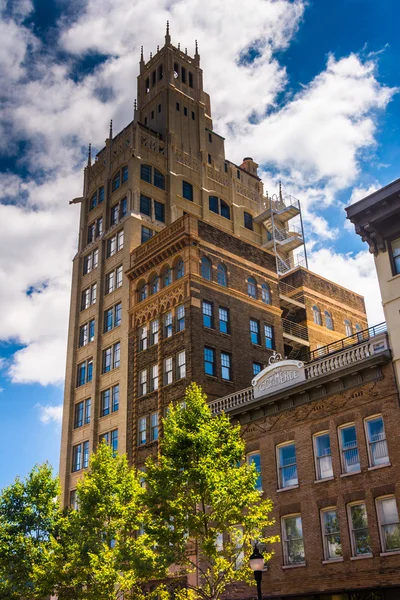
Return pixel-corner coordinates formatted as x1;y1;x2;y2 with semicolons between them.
87;143;92;167
109;119;113;140
165;20;171;45
195;39;199;57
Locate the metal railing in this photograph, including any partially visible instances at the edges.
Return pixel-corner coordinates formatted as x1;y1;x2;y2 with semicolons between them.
276;253;307;275
282;318;309;341
299;322;387;362
278;281;305;304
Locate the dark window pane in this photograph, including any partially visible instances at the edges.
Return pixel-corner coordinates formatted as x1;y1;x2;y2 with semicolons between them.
182;181;193;201
220;200;230;220
209;196;218;214
154;201;165;222
140;164;152;183
244;212;254;230
141;226;153;243
140;194;151;216
122;166;128;182
154;169;165;190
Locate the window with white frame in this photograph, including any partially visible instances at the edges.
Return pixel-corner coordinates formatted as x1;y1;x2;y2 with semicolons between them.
106;230;124;258
247;276;257;299
100;385;119;417
312;305;322;326
74;398;91;428
83;248;98;274
150;364;158;391
81;283;97;310
376;496;400;553
139;325;148;351
348;502;371;557
150;412;159;442
102;342;120;374
150;319;159;345
321;508;342;560
264;324;274;350
76;359;93;387
247;452;262;491
79;319;95;347
313;432;333;480
176;305;185;331
364;415;389;467
139;369;147;397
203;301;213;328
250;319;260;345
344;319;353;337
138;416;147;445
338;424;360;474
219;307;229;334
176;351;186;379
164;357;173;385
221;352;231;381
72;441;89;473
277;442;298;489
282;515;305;565
105;265;123;294
164;311;173;338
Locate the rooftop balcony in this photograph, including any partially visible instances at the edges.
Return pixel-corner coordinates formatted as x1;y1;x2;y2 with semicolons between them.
256;195;301;225
278;281;305;310
209;323;389;416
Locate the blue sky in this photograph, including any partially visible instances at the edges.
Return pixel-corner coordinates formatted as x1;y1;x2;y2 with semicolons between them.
0;0;398;490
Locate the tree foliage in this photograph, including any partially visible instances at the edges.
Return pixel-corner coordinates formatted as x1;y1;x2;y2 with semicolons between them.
145;383;277;600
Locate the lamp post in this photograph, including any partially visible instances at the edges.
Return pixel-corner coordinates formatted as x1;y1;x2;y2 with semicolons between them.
249;544;264;600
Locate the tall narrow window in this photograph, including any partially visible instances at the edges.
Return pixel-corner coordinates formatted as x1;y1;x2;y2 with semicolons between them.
85;398;91;423
74;402;84;428
164;357;173;385
163;266;172;287
164;311;173;338
83;441;89;469
325;311;334;330
138;281;147;302
150;364;158;391
339;424;360;474
203;301;213;328
247;452;262;491
221;352;231;381
250;319;260;345
175;259;184;279
209;196;218;214
244;212;253;231
261;283;271;304
150;319;159;345
138;417;147;446
141;226;153;244
100;389;111;417
282;515;305;565
217;263;227;286
201;257;212;280
344;319;352;336
313;432;333;480
365;415;389;467
264;324;274;350
72;444;82;472
151;412;159;442
189;71;193;87
139;369;147;397
112;171;120;192
376;497;400;553
176;305;185;332
313;305;322;326
219;307;229;334
112;385;119;412
253;362;263;376
177;351;186;379
140;164;152;183
139;325;148;351
149;274;160;295
111;429;118;454
390;236;400;275
321;508;342;560
204;347;215;376
154;201;165;223
182;181;193;201
114;302;122;327
98;186;104;203
220;200;230;220
154;169;165;190
247;277;257;299
277;443;298;489
140;194;151;216
348;503;371;557
122;166;128;183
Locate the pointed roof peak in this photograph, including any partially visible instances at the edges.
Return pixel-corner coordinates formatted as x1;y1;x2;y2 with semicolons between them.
165;20;171;44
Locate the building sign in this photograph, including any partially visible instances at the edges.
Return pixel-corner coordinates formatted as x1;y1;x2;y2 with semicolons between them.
252;352;306;400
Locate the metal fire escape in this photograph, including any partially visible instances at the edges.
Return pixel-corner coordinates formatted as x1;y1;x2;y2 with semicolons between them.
255;187;310;358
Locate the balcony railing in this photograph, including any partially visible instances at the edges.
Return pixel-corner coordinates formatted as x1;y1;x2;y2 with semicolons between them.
278;281;305;305
276;253;307;275
209;328;388;416
282;319;309;341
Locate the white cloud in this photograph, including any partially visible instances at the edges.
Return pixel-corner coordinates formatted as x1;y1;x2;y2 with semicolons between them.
348;182;381;206
35;403;63;425
308;247;384;326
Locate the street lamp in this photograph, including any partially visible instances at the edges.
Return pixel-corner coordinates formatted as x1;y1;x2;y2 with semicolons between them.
249;544;264;600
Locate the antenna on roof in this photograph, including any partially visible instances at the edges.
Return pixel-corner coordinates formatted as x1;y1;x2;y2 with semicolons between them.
178;42;180;50
165;20;171;44
150;51;152;59
109;120;113;140
87;143;92;167
195;39;199;56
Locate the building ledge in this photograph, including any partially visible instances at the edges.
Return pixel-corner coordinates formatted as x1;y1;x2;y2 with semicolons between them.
350;554;373;561
340;470;361;478
322;558;343;564
282;563;306;570
314;477;335;484
368;463;391;471
276;485;299;493
380;550;400;557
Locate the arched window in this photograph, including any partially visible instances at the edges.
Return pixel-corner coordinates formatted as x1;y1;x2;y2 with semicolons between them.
175;259;184;280
138;281;147;302
355;323;362;341
201;257;212;280
344;319;352;337
149;274;160;295
112;171;120;192
220;200;230;220
247;277;257;299
217;264;227;286
154;169;165;190
313;305;322;326
162;265;172;287
325;311;333;330
261;283;271;304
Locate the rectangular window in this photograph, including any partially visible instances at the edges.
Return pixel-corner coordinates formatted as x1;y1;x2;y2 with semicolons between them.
81;284;96;310
113;342;120;368
277;442;298;489
98;186;104;203
209;196;218;214
72;444;82;472
102;342;120;373
150;364;158;391
70;489;78;510
79;323;89;347
83;440;89;469
365;415;389;467
102;347;112;374
138;416;147;445
120;197;127;217
104;308;113;332
264;324;274;350
181;66;186;84
348;502;371;556
253;362;263;376
191;111;195;120
177;351;186;379
244;212;254;231
87;222;95;244
140;194;151;217
116;265;122;288
112;384;119;412
151;110;154;120
189;72;193;87
114;302;122;327
221;352;231;381
139;369;147;397
376;496;400;553
390;236;400;275
219;307;229;334
141;226;153;244
203;301;213;328
154;200;165;223
184;106;188;116
313;432;333;480
176;102;180;111
139;325;148;351
182;181;193;201
164;357;173;385
339;424;360;474
150;319;159;345
89;192;97;211
321;508;342;560
208;154;212;165
111;204;119;225
107;235;116;257
204;346;215;376
101;388;111;416
84;398;91;424
112;172;120;191
117;230;124;251
282;515;305;565
111;429;118;453
74;401;84;428
164;311;173;338
77;359;92;387
105;271;115;294
89;319;95;342
141;164;152;183
96;217;103;237
247;452;262;491
250;319;260;345
176;305;185;332
83;249;98;274
151;412;159;442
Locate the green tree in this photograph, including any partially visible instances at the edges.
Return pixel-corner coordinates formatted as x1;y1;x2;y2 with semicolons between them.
145;383;277;600
0;462;60;600
45;442;168;600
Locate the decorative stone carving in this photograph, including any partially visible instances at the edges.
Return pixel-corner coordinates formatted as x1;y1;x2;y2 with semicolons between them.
236;182;259;202
141;133;165;155
176;149;200;172
251;353;306;400
207;166;229;187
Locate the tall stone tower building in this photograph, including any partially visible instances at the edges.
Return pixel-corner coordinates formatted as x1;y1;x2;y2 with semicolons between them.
60;26;367;503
